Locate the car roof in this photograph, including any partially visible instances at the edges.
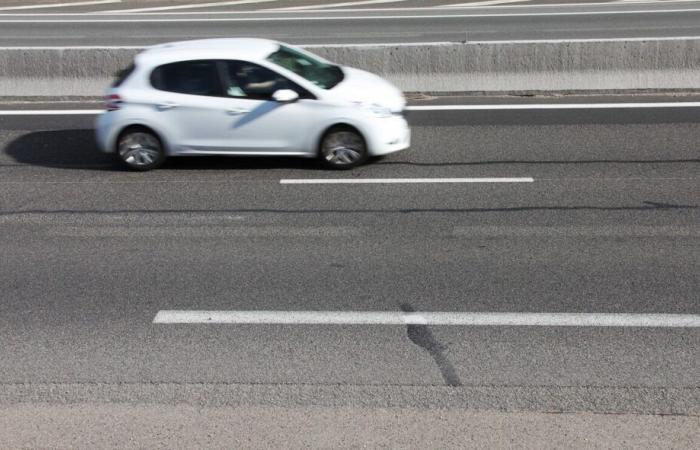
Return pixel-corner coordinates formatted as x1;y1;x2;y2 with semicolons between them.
136;38;281;66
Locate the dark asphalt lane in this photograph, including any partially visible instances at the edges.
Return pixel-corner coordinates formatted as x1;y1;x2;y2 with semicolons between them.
0;105;698;414
2;3;700;45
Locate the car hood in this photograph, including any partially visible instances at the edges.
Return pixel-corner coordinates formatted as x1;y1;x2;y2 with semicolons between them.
330;67;405;112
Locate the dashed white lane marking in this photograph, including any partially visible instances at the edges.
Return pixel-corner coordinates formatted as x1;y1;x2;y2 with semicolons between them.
280;178;535;184
0;0;120;11
100;0;281;14
153;310;700;327
269;0;408;11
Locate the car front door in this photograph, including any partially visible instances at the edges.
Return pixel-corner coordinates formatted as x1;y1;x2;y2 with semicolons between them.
217;60;320;154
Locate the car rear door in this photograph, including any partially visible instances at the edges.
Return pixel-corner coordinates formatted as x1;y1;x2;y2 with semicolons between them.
148;59;237;154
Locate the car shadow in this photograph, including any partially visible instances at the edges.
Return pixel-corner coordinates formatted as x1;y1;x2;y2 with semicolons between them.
3;129;115;170
2;129;326;171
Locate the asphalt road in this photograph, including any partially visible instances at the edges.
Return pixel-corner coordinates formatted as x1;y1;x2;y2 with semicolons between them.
2;1;700;45
0;0;673;14
0;99;698;428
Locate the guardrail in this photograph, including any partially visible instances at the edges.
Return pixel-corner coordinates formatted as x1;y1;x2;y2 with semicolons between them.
2;38;699;97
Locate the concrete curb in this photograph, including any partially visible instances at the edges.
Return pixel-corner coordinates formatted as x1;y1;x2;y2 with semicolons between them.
1;39;700;96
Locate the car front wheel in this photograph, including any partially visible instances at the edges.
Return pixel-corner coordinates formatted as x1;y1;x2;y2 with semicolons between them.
319;126;368;169
117;128;166;171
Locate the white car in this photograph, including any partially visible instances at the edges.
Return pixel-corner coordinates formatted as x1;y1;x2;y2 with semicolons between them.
95;38;410;171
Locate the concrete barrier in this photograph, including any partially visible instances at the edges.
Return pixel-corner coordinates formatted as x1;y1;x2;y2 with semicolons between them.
1;39;699;96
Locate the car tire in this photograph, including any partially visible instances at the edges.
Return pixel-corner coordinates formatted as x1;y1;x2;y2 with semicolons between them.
319;126;368;170
116;127;166;171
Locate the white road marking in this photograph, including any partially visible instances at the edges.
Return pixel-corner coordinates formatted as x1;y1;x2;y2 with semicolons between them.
405;102;700;110
0;1;695;15
100;0;281;13
2;7;700;21
153;310;700;327
0;110;103;115
3;101;700;116
269;0;408;11
440;0;531;7
0;46;144;49
280;178;534;184
0;0;120;11
4;100;700;117
469;35;700;43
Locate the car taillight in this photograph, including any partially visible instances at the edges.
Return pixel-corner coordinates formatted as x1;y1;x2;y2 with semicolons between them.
105;94;123;111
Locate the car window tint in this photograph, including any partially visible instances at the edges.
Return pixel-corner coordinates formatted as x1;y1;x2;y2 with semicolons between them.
224;61;307;100
150;60;222;97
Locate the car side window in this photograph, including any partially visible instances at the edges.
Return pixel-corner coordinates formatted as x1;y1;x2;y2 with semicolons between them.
223;60;312;100
150;60;223;97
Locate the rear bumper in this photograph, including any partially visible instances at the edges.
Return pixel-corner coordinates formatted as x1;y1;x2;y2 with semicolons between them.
364;115;411;156
94;112;116;154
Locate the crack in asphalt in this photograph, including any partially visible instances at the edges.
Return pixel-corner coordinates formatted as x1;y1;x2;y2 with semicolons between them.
400;303;462;387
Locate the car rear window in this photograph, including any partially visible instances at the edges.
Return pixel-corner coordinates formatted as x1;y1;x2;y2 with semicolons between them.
111;63;135;87
150;60;223;97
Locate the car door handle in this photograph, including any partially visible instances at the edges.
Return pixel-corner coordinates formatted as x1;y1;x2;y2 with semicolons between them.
156;102;179;111
227;108;250;115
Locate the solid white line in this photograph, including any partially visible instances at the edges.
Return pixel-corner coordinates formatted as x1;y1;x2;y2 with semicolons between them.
2;36;699;50
440;0;531;7
101;0;281;14
153;310;700;327
0;110;103;115
280;178;534;184
405;102;700;111
0;46;144;50
1;37;698;50
269;0;408;11
1;0;699;14
0;0;120;11
4;102;700;116
2;7;700;21
469;35;700;43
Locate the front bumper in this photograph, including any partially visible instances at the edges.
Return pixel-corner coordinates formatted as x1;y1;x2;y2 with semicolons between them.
364;114;411;156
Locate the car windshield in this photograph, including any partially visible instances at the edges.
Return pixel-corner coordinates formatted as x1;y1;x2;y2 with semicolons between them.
266;45;344;90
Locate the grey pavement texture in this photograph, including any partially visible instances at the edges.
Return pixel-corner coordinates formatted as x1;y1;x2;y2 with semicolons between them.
0;103;698;421
1;405;699;449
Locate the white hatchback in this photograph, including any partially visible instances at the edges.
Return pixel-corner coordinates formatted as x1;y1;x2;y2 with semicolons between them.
95;38;410;171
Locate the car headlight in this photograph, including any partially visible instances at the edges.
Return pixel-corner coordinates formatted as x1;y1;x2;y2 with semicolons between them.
355;102;393;118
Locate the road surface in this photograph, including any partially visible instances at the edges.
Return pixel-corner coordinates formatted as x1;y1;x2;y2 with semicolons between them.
1;0;700;45
1;98;697;430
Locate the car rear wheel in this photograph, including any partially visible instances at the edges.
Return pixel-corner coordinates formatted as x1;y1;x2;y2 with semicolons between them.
117;128;165;171
319;127;368;169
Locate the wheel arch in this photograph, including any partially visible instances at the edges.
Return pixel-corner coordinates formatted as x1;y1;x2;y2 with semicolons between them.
316;122;366;157
114;123;170;155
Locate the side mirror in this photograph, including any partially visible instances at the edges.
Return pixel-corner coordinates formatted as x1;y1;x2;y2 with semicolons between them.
272;89;299;103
